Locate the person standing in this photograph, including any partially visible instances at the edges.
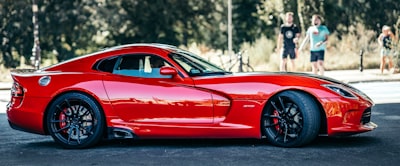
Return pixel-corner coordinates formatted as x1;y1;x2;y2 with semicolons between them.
299;14;329;75
276;12;300;72
377;25;396;74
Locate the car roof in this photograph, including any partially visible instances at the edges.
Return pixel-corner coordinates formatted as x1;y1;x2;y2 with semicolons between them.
41;43;178;72
104;43;178;52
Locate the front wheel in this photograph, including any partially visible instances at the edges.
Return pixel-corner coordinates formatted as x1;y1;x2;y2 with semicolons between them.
261;91;321;147
46;92;104;149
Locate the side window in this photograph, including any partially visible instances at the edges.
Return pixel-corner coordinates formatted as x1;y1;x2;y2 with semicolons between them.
93;57;118;73
113;54;171;78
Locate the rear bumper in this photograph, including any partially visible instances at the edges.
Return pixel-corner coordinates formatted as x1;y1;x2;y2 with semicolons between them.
8;120;46;135
7;97;50;135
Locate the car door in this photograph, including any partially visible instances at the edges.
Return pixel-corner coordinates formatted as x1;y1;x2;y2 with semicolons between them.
102;54;214;124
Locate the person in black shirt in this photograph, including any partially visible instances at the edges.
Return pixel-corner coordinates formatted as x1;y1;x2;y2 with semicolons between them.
276;12;301;72
378;25;396;74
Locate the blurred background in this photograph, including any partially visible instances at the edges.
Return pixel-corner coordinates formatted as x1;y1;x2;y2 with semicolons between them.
1;0;400;81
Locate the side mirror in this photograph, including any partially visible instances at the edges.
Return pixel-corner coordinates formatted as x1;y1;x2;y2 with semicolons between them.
160;66;183;81
160;66;178;76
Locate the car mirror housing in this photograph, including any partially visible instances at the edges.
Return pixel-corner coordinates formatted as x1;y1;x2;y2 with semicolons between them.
160;66;178;76
160;66;183;81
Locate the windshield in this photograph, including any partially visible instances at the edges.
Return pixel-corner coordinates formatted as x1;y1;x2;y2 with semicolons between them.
170;50;229;77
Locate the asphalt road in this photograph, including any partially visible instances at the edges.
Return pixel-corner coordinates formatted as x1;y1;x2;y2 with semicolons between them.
0;82;399;166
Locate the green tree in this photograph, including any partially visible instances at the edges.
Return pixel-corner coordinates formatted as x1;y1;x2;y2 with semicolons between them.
231;0;267;51
39;0;99;62
0;0;33;67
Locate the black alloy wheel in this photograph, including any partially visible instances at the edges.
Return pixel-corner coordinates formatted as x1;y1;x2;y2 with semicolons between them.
262;91;321;147
46;92;104;149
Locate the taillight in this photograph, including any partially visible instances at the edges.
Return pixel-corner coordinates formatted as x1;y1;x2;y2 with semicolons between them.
11;82;24;97
9;82;24;108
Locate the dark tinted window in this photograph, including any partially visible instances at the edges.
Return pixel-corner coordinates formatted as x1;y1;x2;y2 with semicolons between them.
113;54;171;78
93;57;118;73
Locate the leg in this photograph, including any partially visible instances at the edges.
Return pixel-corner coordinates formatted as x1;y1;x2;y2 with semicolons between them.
310;51;318;74
289;48;296;72
317;50;325;75
380;56;386;74
280;50;289;72
311;62;318;74
280;58;288;72
317;60;325;75
290;59;296;72
388;56;394;72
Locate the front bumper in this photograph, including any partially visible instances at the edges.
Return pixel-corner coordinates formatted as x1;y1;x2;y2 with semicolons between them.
320;97;377;136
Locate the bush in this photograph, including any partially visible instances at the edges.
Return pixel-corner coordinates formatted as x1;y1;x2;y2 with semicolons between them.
208;23;382;72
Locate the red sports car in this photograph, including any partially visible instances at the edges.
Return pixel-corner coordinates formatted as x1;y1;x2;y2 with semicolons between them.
7;44;377;148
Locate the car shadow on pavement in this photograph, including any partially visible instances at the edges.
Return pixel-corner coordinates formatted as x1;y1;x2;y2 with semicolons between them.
310;136;382;148
21;136;380;149
94;136;380;149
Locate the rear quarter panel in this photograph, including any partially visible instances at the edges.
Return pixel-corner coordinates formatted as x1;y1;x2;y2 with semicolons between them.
9;72;112;134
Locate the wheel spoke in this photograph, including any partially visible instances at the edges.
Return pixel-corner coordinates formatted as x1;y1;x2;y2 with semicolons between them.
64;99;72;109
283;123;288;143
289;110;300;118
76;128;81;144
56;105;71;117
274;127;282;141
287;103;294;112
81;126;94;136
263;114;280;118
264;122;279;128
293;121;303;129
81;119;94;123
80;109;90;118
55;124;71;133
278;97;286;113
271;101;282;113
50;119;68;123
67;127;73;144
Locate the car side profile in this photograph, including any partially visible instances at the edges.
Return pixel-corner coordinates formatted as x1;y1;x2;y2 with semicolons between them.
7;43;377;148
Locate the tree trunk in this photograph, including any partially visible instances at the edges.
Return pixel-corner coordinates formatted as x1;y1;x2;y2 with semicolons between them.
297;0;306;34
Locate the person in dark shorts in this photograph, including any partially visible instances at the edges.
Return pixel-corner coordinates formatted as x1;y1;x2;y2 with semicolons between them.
299;14;329;75
276;12;300;72
377;25;396;74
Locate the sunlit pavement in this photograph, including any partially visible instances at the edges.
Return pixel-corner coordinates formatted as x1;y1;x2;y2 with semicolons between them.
0;90;10;113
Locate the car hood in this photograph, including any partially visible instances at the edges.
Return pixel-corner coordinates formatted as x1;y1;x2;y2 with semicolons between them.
191;71;370;101
194;71;338;85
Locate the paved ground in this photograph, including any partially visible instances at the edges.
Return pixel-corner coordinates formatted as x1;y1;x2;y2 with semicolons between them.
323;69;400;83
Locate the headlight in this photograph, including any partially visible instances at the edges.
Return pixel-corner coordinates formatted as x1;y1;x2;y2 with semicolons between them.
322;84;358;99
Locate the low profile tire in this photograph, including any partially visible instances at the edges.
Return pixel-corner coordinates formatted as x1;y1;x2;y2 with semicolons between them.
261;91;320;147
46;92;104;149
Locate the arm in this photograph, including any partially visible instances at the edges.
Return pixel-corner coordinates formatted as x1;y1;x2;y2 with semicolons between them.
316;34;329;47
294;32;301;46
294;32;301;57
390;32;397;45
377;34;383;46
276;33;283;52
298;34;309;51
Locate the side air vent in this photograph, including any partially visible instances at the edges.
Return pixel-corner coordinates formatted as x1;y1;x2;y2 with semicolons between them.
361;108;372;124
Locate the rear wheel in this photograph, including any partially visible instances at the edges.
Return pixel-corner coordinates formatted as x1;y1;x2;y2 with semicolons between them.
261;91;320;147
46;92;104;149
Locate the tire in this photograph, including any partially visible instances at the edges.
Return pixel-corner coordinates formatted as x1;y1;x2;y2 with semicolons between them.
261;91;320;147
46;92;104;149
